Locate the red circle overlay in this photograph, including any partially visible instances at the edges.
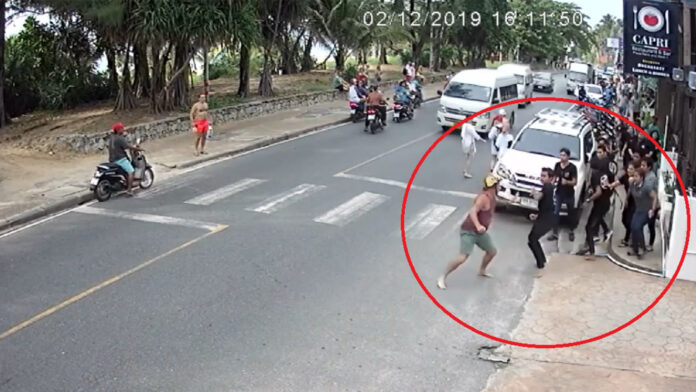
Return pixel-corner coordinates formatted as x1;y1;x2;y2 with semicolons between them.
400;96;691;349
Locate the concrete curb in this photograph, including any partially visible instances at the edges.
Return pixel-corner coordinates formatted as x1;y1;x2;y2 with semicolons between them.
175;95;440;170
0;191;93;234
0;95;442;233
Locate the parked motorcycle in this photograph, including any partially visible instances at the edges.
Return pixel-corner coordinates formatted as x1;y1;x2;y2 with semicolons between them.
349;101;365;123
90;138;154;202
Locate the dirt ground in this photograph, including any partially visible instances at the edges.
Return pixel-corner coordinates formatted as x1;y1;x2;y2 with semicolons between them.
0;65;407;150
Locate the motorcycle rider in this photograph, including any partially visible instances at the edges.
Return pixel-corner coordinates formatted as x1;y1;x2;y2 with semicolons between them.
394;80;413;114
348;78;364;114
108;123;144;196
409;77;423;103
365;86;387;130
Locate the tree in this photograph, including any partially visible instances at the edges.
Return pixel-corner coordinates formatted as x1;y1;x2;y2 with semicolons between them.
309;0;369;71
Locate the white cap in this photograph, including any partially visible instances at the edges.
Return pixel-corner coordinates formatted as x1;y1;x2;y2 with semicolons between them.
498;109;506;115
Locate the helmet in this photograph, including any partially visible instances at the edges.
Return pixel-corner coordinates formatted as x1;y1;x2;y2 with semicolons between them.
112;123;124;133
483;173;500;189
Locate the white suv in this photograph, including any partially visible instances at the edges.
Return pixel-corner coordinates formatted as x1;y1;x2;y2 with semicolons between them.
493;108;596;213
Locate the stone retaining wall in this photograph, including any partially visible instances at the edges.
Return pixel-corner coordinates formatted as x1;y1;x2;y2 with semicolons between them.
18;74;447;154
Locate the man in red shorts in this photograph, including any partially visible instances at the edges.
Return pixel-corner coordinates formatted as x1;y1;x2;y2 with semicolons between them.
190;93;210;156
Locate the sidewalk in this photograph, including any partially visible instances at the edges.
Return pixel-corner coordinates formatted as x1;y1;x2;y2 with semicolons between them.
482;254;696;391
0;84;442;231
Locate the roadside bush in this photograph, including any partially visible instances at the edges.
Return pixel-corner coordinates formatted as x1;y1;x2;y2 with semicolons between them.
3;17;112;117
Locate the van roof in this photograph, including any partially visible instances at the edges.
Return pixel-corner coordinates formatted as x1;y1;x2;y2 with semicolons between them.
498;63;531;72
451;68;516;85
526;108;588;136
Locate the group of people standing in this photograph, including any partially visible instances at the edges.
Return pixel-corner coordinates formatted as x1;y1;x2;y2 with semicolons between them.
437;71;664;289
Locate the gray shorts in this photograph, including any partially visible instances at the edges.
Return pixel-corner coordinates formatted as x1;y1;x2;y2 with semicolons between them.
459;229;496;255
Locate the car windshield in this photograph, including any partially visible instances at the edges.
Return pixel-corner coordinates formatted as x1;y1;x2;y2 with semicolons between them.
568;71;587;82
443;82;491;102
535;73;551;81
513;128;580;160
586;85;602;95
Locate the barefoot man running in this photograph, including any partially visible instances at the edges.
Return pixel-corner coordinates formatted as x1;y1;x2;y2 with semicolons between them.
190;93;209;156
437;174;499;289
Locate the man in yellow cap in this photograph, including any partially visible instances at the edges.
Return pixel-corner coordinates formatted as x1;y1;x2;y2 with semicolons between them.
437;174;500;289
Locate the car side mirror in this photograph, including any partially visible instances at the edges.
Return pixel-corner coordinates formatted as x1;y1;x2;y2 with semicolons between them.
437;90;442;96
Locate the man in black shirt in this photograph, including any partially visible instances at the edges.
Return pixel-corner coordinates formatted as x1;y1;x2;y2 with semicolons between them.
549;148;578;242
528;168;556;270
578;146;619;260
636;130;655;162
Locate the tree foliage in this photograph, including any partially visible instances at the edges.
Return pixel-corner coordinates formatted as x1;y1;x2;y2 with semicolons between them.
0;0;601;124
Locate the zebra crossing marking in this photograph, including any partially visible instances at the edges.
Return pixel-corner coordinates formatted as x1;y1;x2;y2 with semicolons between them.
314;192;389;227
185;178;266;206
247;183;326;214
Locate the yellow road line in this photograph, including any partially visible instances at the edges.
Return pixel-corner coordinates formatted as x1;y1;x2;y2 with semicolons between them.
0;224;228;341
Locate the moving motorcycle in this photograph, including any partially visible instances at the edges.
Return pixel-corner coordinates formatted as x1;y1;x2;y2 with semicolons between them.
349;101;366;123
365;105;385;134
90;138;154;201
392;96;414;123
411;86;423;108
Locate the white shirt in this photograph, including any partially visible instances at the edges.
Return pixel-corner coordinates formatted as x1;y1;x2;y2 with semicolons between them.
495;133;514;159
488;126;501;155
461;124;482;152
348;85;360;103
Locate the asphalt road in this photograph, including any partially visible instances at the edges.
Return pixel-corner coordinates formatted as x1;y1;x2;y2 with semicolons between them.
1;76;572;391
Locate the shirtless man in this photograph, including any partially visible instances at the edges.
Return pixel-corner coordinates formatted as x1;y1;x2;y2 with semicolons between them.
190;94;210;156
437;174;500;289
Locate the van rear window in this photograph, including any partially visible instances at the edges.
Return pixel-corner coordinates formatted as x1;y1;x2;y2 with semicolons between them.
443;82;491;102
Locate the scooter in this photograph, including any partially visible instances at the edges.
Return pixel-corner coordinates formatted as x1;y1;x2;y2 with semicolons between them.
411;86;423;108
90;138;154;202
365;106;385;134
349;101;365;123
392;96;414;123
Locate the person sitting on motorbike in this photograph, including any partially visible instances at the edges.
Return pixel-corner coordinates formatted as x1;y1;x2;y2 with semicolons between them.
357;79;369;100
410;77;422;101
348;79;364;113
108;123;144;196
365;86;387;129
394;81;412;111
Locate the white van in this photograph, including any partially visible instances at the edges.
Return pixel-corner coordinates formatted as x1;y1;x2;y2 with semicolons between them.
497;64;533;107
436;69;518;136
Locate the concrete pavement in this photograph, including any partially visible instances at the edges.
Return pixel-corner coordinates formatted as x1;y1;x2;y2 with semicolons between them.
0;78;569;391
2;74;685;391
483;253;696;391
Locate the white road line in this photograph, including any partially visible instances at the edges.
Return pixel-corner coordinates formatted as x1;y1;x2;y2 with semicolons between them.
335;173;479;199
314;192;389;227
184;178;266;206
336;131;438;175
0;200;98;240
137;176;197;199
247;184;326;214
404;204;458;240
74;206;222;231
